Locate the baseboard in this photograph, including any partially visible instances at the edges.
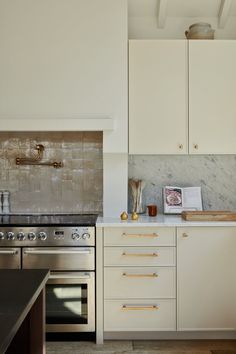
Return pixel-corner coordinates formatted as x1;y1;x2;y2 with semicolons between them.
104;331;236;340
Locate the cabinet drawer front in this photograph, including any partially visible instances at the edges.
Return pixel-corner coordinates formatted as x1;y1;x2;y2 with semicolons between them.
0;248;21;269
104;267;176;299
104;299;176;331
104;227;175;246
104;247;175;267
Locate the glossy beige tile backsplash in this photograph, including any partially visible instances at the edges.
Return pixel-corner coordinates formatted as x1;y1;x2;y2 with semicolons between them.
0;132;103;214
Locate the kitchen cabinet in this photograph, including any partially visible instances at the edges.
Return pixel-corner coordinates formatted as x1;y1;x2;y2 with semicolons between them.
129;40;188;154
177;227;236;331
96;221;236;342
103;227;176;331
189;41;236;154
104;299;176;332
129;40;236;154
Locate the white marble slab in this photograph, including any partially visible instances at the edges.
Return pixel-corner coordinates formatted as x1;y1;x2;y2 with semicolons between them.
128;155;236;214
96;214;236;227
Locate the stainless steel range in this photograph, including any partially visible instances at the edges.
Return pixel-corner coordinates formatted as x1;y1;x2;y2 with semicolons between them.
0;214;97;333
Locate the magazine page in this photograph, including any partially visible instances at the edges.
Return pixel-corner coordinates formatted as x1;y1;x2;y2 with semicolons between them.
182;187;203;211
163;186;203;214
163;186;183;214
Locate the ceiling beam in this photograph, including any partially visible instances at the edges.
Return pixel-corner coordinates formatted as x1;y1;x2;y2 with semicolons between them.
218;0;232;28
157;0;168;28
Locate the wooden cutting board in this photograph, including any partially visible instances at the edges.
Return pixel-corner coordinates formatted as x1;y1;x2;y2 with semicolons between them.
181;211;236;221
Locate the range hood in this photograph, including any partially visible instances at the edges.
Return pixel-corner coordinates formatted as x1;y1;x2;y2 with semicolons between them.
0;115;114;131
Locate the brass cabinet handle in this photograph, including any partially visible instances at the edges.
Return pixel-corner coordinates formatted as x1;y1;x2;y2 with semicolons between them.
193;144;198;150
182;233;189;238
122;233;158;238
122;272;158;278
122;305;159;311
122;252;158;257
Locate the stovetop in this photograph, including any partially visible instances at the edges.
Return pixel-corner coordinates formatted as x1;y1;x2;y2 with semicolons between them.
0;214;98;226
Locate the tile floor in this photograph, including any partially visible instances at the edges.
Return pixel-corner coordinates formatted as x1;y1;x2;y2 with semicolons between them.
46;340;236;354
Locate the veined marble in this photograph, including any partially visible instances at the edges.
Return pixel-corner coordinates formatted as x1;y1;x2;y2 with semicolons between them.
96;214;236;227
128;155;236;214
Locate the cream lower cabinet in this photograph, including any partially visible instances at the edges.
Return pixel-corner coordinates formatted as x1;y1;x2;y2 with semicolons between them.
177;227;236;331
103;227;176;331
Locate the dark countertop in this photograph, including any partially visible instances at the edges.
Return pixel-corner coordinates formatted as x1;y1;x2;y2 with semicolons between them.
0;214;98;226
0;269;49;354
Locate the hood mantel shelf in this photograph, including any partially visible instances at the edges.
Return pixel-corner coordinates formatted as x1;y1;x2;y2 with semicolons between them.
0;115;114;131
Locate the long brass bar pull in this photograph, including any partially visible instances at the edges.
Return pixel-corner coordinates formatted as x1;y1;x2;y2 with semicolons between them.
122;252;158;257
122;232;158;238
122;305;159;311
122;273;158;278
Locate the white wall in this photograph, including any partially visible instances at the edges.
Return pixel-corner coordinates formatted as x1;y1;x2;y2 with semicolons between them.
0;0;128;154
0;0;129;217
103;154;128;217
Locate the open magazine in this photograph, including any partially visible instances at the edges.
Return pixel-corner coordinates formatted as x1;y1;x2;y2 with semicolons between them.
163;186;203;214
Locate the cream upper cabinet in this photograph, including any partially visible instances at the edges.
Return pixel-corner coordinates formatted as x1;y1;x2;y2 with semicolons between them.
129;40;236;155
189;41;236;154
177;227;236;331
129;40;188;154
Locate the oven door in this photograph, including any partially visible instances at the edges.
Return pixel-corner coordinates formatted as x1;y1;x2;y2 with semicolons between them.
46;271;95;332
22;247;94;270
0;248;21;269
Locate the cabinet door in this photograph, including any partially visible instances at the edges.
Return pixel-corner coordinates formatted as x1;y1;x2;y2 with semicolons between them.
129;40;188;154
104;227;176;246
177;227;236;331
104;299;176;331
189;41;236;154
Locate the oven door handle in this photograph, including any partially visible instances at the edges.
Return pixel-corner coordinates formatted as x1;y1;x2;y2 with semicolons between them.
0;249;18;255
23;249;92;255
49;272;92;279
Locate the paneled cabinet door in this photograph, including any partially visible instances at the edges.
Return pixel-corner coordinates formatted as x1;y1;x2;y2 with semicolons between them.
189;41;236;154
129;40;188;154
177;227;236;331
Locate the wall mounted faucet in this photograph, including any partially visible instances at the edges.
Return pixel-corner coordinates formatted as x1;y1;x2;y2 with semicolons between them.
16;144;63;168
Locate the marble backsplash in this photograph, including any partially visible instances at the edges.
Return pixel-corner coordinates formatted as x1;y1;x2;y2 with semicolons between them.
0;132;103;214
128;155;236;214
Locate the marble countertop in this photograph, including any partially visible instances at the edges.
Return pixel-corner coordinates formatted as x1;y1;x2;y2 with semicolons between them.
96;214;236;227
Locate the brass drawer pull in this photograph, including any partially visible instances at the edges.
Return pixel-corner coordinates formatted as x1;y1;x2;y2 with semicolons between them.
122;232;158;238
122;252;158;257
122;272;158;278
122;305;159;311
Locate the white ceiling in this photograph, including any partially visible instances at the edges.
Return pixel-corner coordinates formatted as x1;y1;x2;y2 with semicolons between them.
128;0;236;18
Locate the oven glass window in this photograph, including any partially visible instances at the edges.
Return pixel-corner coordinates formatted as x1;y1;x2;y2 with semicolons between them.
46;284;88;324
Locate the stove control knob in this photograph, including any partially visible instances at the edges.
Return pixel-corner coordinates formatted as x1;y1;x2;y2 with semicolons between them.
0;232;5;240
72;232;81;241
17;232;26;241
6;232;15;240
38;231;47;241
28;232;36;241
82;233;90;240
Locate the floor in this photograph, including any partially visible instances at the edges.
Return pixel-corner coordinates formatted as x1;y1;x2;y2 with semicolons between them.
46;340;236;354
